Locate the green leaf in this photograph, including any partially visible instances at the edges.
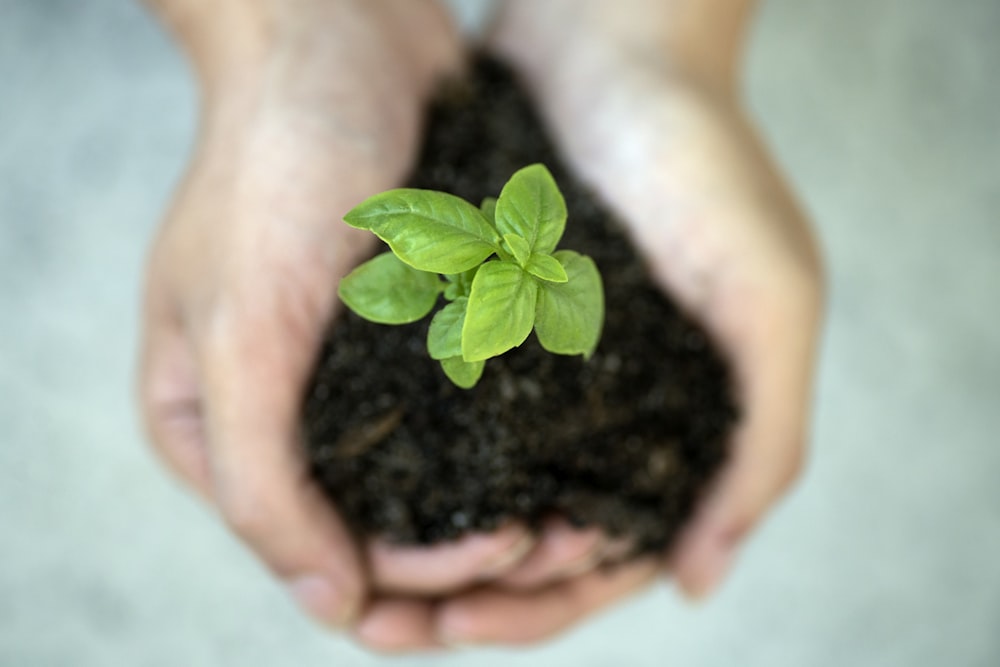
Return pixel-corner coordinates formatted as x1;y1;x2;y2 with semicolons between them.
524;252;568;283
344;189;500;274
494;164;567;255
503;234;531;267
480;197;497;225
338;252;442;324
443;266;479;301
440;356;485;389
462;261;539;362
534;251;604;357
427;297;468;360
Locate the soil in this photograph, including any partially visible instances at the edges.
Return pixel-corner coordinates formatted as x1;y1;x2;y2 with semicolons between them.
301;56;738;556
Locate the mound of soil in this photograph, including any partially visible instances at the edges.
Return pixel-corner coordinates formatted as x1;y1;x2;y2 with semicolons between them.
301;56;737;556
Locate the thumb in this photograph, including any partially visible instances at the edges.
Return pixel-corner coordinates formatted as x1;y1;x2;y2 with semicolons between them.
197;300;365;626
671;282;822;599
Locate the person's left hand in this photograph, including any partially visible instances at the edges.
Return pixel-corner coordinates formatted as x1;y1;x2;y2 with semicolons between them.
353;0;824;649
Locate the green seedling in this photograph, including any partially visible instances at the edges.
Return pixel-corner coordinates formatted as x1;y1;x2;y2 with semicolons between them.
338;164;604;388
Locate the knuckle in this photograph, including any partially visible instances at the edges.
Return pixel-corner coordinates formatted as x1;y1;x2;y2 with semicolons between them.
778;435;808;492
218;489;277;544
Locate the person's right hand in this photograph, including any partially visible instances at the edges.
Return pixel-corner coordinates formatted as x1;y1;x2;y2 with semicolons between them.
140;0;613;643
140;0;502;627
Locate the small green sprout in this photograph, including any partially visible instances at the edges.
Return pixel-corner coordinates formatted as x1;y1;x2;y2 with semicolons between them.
338;164;604;388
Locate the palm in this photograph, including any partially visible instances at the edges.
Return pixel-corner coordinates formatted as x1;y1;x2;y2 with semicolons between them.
529;60;825;595
141;0;556;633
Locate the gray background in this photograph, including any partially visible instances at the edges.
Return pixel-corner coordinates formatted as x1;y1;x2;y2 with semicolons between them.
2;0;998;665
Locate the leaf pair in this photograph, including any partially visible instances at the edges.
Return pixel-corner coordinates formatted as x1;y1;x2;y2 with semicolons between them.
337;164;604;389
458;249;603;362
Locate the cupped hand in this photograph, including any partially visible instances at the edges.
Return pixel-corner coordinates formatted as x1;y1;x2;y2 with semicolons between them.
353;1;824;649
140;0;612;640
522;46;825;604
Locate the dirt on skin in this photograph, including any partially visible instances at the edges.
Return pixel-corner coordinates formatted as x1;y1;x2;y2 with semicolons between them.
301;56;738;556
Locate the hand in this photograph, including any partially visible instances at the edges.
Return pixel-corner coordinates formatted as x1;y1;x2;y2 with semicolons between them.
140;0;519;626
358;0;823;647
140;0;614;642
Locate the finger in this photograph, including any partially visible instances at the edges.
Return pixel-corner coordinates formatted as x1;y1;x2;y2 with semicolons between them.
672;286;821;599
370;523;535;594
139;282;213;499
598;535;637;563
494;518;604;590
436;559;660;646
199;313;364;627
353;598;442;653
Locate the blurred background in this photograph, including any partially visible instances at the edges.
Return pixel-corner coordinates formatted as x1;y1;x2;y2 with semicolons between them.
2;0;998;665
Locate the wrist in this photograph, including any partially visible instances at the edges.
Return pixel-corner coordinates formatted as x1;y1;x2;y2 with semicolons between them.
492;0;756;98
148;0;461;101
150;0;461;186
144;0;274;84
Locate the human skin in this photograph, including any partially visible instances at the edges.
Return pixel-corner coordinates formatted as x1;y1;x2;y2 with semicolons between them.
140;0;607;634
139;0;823;652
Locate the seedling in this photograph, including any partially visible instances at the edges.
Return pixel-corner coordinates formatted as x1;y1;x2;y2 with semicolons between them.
338;164;604;388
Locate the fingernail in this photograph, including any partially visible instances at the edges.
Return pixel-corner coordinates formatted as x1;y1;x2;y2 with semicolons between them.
288;575;358;627
439;636;477;650
437;621;481;649
555;540;607;579
681;544;735;601
479;532;535;579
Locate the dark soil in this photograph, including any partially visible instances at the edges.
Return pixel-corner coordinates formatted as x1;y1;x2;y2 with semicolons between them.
301;56;738;556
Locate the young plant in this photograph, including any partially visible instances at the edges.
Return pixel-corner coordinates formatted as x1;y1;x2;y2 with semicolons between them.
337;164;604;388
